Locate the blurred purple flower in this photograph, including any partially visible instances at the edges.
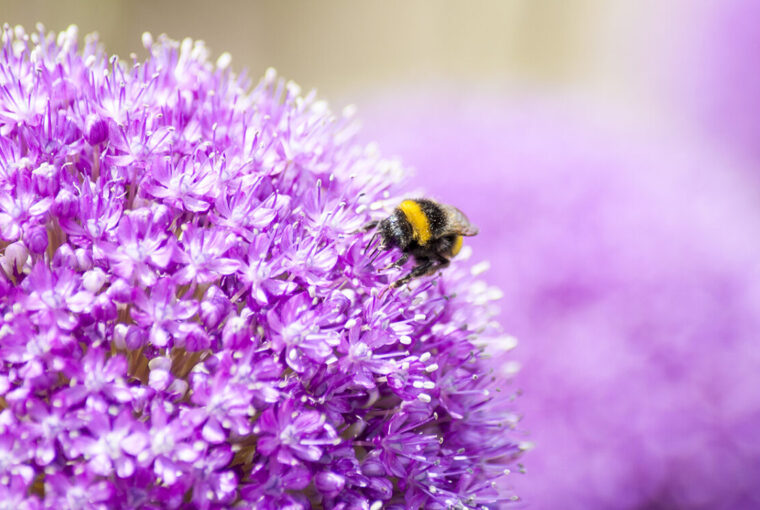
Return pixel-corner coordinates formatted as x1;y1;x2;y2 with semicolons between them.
173;224;240;285
44;471;113;510
0;26;520;508
73;408;146;478
648;0;760;172
186;444;238;509
256;398;337;465
131;278;198;348
0;174;52;242
358;89;760;509
241;461;312;509
103;207;175;286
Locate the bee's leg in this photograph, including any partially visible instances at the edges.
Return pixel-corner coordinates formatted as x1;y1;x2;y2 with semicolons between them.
360;220;379;232
383;253;409;270
428;255;450;275
367;244;385;265
350;220;379;236
366;237;391;265
391;259;434;288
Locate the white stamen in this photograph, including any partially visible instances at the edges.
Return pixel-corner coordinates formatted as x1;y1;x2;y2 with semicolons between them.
470;261;490;276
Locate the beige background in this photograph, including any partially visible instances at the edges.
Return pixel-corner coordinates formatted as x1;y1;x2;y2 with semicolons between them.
0;1;683;115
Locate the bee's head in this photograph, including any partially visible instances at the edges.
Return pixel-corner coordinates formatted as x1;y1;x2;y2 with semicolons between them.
379;211;413;251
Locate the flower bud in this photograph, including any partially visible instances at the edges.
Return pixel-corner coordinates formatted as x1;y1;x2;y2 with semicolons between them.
53;188;78;218
180;322;211;351
200;285;231;330
367;477;393;500
107;278;133;303
32;163;59;196
152;203;172;230
92;293;117;321
74;248;93;270
25;225;48;254
125;325;147;350
148;356;172;391
83;268;107;293
85;114;109;145
221;314;248;349
112;323;128;350
51;244;76;269
315;472;346;495
4;242;28;273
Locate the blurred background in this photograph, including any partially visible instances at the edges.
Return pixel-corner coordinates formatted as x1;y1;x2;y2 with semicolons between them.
0;1;719;124
4;1;754;161
4;1;760;509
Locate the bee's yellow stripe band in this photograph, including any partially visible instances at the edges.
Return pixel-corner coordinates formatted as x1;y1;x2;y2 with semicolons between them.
399;200;431;245
451;235;463;256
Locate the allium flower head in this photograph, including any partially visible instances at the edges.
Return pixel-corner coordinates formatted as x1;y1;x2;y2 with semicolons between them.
0;25;521;508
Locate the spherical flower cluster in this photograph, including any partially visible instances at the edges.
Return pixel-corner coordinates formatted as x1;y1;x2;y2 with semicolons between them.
358;89;760;509
0;26;521;509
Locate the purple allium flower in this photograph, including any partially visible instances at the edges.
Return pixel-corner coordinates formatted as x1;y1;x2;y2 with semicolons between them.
44;470;113;510
0;26;520;508
358;89;760;509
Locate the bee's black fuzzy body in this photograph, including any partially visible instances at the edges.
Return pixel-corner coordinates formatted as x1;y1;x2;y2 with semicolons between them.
366;199;478;287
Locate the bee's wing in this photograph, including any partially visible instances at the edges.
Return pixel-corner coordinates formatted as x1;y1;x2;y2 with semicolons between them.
440;204;479;236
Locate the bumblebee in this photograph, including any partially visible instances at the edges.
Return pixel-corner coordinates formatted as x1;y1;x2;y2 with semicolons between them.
364;199;478;288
